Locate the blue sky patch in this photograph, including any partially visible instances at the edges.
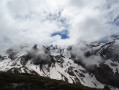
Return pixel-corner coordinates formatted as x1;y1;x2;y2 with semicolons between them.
51;30;69;39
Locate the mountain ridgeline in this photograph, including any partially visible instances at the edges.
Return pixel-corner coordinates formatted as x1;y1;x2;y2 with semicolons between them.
0;38;119;90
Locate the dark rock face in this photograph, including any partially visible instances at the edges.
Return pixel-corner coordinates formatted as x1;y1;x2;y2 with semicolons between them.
0;55;6;60
104;86;110;90
95;41;119;62
67;66;75;76
84;51;91;57
74;41;119;88
98;42;115;59
20;55;31;65
94;64;119;88
89;41;119;88
23;45;55;65
6;47;20;60
20;52;55;67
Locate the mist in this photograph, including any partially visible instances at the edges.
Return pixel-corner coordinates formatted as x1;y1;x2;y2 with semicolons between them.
70;41;104;68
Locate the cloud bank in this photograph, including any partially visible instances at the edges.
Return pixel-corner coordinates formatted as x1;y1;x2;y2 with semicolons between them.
0;0;119;53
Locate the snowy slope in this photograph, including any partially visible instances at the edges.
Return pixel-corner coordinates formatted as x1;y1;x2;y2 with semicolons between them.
0;40;119;89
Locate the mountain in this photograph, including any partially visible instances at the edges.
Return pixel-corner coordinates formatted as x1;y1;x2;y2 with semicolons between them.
0;72;104;90
0;37;119;90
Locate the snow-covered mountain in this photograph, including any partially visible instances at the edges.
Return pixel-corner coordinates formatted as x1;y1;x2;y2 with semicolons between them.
0;38;119;90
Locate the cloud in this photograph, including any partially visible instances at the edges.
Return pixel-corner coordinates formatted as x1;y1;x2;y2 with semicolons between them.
0;0;119;53
70;41;103;68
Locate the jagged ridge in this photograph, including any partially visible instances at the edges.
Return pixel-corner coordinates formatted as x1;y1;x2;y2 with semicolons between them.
0;39;119;90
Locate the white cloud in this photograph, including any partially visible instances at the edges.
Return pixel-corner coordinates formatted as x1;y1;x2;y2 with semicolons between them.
0;0;119;53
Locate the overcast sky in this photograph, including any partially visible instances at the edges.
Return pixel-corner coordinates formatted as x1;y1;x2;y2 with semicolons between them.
0;0;119;53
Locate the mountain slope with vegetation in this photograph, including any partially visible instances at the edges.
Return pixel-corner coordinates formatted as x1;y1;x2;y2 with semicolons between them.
0;72;105;90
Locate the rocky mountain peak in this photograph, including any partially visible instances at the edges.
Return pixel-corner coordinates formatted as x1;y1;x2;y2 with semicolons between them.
0;40;119;90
